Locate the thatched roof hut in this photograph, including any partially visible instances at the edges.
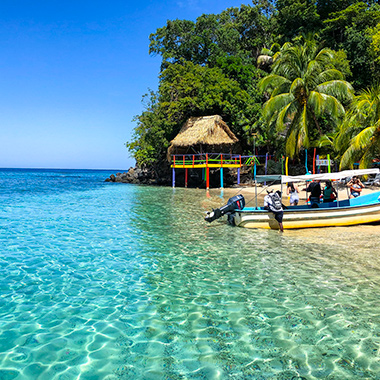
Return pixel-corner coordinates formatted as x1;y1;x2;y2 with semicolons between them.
168;115;239;157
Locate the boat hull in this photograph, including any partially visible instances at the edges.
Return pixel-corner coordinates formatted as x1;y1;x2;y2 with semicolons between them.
233;192;380;230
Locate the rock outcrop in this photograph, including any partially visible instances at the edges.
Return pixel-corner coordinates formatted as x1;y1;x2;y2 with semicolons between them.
105;165;172;185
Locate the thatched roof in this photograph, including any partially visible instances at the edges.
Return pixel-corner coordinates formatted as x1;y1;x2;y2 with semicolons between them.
168;115;238;153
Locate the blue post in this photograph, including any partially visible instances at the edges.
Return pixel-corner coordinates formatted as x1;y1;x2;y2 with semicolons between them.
305;148;308;173
317;155;320;173
172;168;175;188
254;163;257;181
220;167;224;189
237;168;240;185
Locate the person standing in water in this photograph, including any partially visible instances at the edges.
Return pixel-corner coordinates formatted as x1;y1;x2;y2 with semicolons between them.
264;189;285;232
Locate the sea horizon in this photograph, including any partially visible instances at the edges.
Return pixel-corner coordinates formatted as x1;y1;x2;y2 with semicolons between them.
0;167;130;171
1;168;380;379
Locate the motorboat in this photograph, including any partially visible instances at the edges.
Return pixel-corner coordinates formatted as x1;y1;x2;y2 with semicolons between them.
205;169;380;230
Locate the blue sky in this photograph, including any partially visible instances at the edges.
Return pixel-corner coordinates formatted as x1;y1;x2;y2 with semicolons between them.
0;0;250;170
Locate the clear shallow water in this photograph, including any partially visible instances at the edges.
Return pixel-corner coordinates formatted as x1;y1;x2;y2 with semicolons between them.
1;169;380;379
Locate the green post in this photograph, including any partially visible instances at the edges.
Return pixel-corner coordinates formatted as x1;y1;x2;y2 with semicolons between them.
327;154;331;173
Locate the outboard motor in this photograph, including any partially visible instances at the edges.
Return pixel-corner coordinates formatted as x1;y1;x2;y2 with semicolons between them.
205;194;245;223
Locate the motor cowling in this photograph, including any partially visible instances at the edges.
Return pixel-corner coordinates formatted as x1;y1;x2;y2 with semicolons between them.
205;194;245;223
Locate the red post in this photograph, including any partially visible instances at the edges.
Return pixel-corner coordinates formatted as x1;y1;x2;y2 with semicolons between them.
173;155;176;166
221;154;223;167
192;155;195;167
313;148;316;174
183;155;185;167
206;167;210;189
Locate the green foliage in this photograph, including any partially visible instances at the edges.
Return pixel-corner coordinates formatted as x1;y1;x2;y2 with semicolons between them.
127;61;262;166
317;0;359;21
368;23;380;63
128;0;380;170
337;84;380;169
149;2;274;68
126;91;174;167
260;36;354;158
158;61;252;133
321;2;380;89
274;0;321;41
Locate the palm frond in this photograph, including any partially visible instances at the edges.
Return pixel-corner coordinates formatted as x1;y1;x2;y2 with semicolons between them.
316;80;354;102
352;126;377;150
259;74;290;93
263;93;294;121
276;101;296;132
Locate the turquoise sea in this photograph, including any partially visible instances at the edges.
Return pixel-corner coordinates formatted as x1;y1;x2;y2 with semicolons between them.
1;168;380;379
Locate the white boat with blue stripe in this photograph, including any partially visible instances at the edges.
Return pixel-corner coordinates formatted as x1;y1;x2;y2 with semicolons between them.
205;169;380;230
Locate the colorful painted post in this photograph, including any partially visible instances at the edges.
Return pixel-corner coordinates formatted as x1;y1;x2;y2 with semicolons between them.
305;149;308;173
313;148;316;174
220;168;224;188
185;168;188;188
327;154;331;173
172;168;175;188
285;156;289;176
206;153;209;189
316;155;319;173
237;168;240;184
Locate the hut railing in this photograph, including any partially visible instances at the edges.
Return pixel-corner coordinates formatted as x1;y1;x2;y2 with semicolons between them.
171;153;263;168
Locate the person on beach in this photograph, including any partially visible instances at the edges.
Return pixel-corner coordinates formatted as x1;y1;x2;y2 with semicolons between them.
264;189;285;232
347;176;364;198
323;180;337;202
303;180;322;207
286;182;299;206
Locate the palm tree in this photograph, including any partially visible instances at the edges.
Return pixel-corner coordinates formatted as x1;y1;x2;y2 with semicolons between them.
259;37;354;158
337;84;380;169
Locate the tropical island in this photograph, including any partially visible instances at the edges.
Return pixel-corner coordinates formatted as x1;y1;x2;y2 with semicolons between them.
115;1;380;187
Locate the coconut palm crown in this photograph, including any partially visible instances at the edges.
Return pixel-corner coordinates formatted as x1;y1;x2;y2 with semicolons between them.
259;37;354;158
337;84;380;169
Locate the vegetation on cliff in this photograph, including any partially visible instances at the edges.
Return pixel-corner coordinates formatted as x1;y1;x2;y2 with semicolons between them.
127;0;380;171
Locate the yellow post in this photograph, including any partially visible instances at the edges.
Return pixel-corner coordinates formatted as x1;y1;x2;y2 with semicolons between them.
285;157;289;176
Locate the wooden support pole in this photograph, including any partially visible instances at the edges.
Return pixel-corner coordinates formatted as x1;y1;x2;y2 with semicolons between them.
237;168;240;184
220;167;224;189
172;168;175;188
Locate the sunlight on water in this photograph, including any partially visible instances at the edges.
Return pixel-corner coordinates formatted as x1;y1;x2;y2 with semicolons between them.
1;170;380;379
